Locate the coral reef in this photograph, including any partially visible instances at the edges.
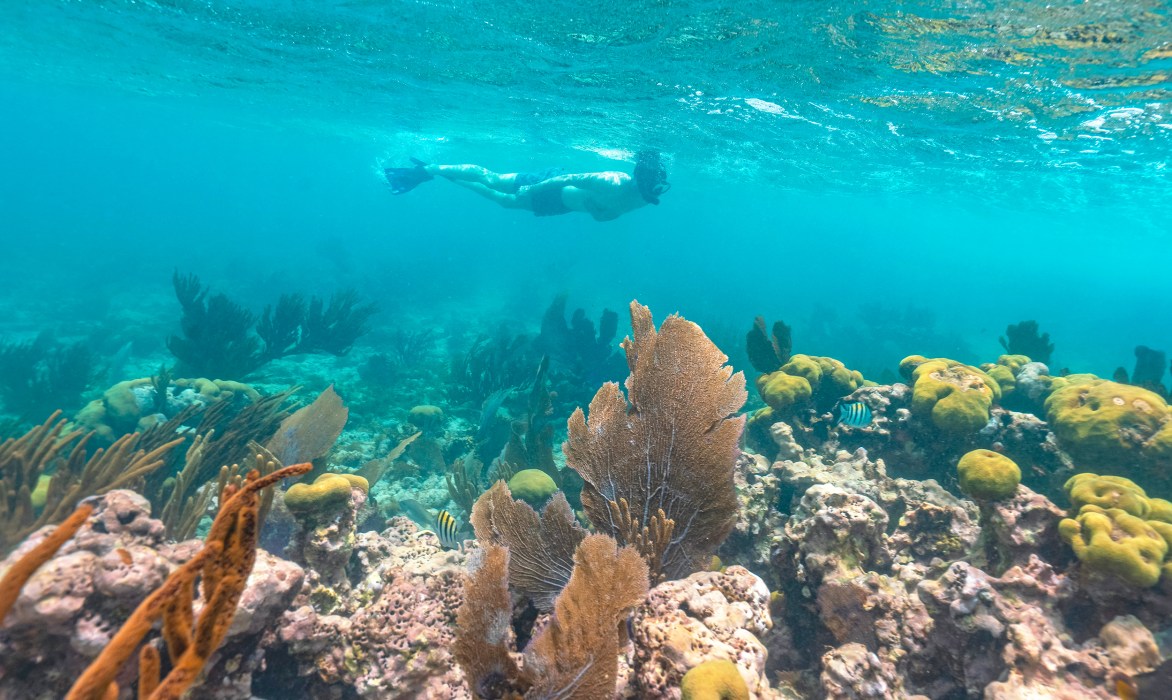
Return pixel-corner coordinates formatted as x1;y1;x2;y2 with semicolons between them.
627;566;777;699
902;355;1001;435
0;485;305;698
1045;378;1172;487
271;517;470;698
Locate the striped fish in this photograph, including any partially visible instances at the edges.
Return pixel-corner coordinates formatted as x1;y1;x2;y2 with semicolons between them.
838;400;872;427
435;509;463;550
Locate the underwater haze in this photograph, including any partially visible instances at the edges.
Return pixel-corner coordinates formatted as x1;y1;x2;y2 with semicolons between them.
7;3;1172;700
2;0;1170;379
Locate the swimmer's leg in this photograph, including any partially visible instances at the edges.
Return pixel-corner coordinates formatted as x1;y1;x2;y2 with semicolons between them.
427;164;520;193
452;181;530;210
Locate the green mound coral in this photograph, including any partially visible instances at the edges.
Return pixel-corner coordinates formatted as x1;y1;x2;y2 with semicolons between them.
285;473;369;516
507;468;559;507
680;659;749;700
1059;472;1172;587
75;376;260;440
408;404;444;434
755;354;864;413
901;356;1001;434
980;354;1031;397
1044;379;1172;472
957;449;1020;501
1064;473;1151;518
1059;505;1168;588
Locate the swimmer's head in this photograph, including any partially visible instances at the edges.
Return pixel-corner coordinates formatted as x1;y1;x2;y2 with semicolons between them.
634;150;671;204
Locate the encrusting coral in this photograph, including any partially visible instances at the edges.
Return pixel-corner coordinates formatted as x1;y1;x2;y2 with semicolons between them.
564;301;747;581
1044;378;1172;486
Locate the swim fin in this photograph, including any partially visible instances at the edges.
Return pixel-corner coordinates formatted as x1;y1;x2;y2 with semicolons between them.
384;157;433;194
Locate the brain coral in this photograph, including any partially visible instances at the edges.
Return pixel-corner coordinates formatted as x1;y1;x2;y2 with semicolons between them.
680;659;750;700
901;356;1001;434
957;449;1020;501
1044;379;1172;474
1059;505;1168;587
285;473;369;517
755;354;864;413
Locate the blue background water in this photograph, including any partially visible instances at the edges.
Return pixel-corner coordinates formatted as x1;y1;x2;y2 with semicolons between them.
2;0;1170;383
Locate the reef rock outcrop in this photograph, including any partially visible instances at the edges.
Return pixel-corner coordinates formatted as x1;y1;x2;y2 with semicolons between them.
0;490;303;699
627;565;780;700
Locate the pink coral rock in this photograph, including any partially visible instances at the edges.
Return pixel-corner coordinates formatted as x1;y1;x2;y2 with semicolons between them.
629;565;780;699
0;490;304;699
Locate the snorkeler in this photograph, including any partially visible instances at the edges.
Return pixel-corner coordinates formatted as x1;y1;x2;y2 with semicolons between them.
383;151;670;222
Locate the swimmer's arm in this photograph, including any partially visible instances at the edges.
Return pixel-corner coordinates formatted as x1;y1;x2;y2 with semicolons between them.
520;171;627;195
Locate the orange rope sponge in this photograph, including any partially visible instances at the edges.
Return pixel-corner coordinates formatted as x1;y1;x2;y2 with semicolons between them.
0;503;93;621
65;462;310;700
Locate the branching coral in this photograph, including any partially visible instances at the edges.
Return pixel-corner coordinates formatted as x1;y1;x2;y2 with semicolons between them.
564;301;747;581
167;271;376;379
0;332;97;420
999;320;1054;364
745;316;792;374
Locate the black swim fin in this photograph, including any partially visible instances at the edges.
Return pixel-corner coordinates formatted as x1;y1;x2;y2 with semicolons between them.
384;157;433;194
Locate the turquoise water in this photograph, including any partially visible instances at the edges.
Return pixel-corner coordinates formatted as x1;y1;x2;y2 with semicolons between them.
2;0;1171;381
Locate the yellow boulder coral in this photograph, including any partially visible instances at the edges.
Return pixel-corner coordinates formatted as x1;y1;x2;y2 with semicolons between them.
285;473;369;515
904;357;1001;434
507;469;558;507
408;404;445;433
1059;505;1168;587
75;376;260;440
957;449;1020;501
1064;473;1150;518
680;659;749;700
1148;498;1172;524
755;354;863;413
756;371;812;412
1044;379;1172;468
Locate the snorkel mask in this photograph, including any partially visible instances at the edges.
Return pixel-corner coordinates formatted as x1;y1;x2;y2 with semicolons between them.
634;150;670;205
